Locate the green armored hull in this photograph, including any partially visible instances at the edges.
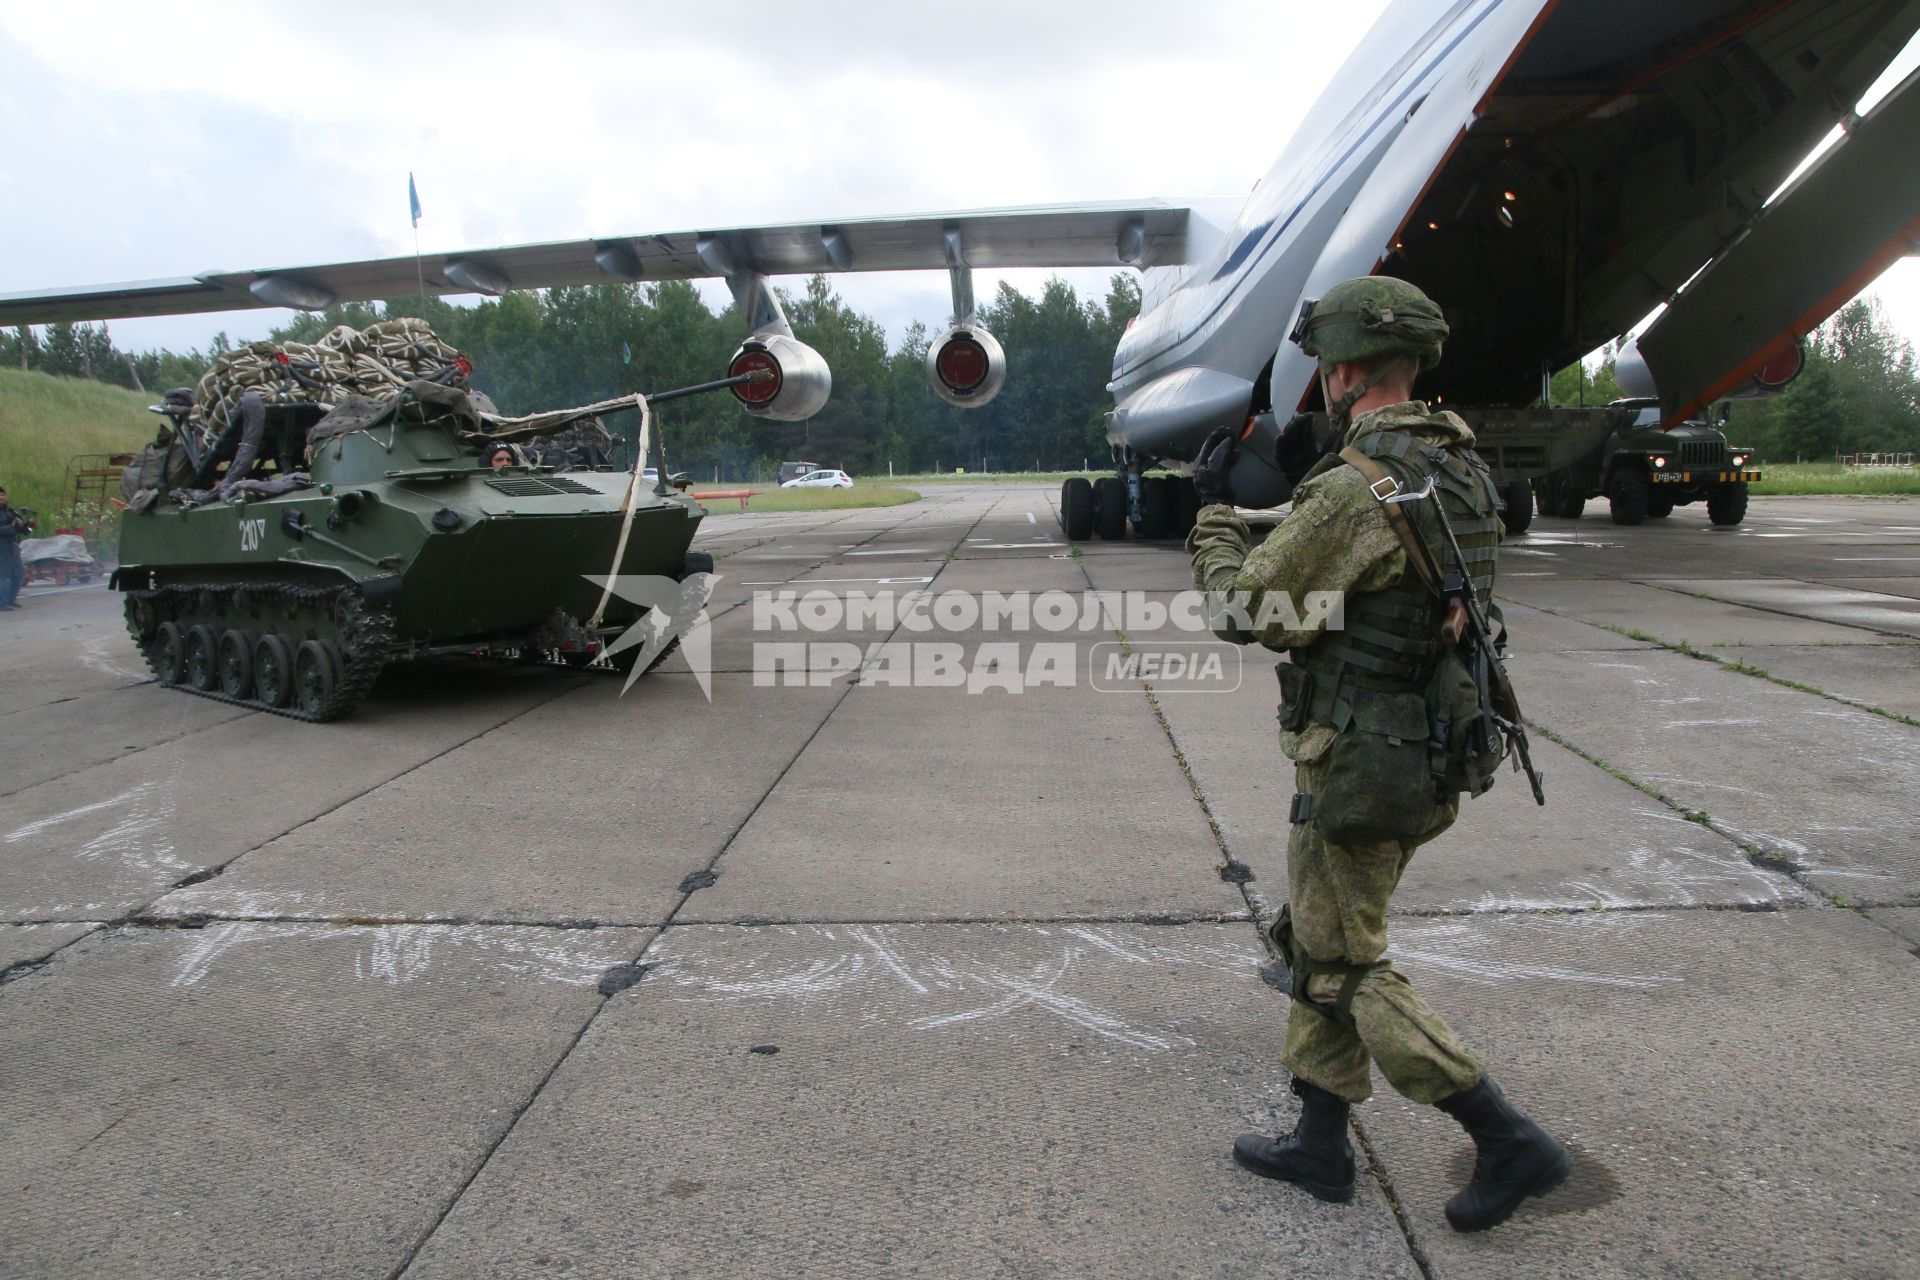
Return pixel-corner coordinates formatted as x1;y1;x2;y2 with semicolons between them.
117;389;707;721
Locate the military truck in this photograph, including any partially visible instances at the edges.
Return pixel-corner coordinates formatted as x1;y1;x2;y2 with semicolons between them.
1529;399;1759;526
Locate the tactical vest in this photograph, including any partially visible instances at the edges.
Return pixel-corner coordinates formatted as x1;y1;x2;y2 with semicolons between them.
1278;421;1505;840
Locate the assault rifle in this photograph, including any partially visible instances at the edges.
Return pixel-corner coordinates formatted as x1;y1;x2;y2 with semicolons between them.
1384;478;1546;806
1432;502;1546;805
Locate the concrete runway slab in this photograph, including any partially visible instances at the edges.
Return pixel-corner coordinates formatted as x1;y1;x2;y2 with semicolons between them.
0;666;580;923
0;920;99;972
1522;649;1920;904
0;684;250;800
1863;906;1920;947
403;921;1421;1280
153;674;845;927
1365;908;1920;1280
1155;683;1803;917
2;488;1917;1276
1657;577;1920;638
682;680;1243;924
1493;578;1885;647
0;920;648;1280
1705;642;1920;720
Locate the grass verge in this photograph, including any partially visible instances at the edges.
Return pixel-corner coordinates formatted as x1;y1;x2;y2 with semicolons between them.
1750;462;1920;496
854;470;1101;486
702;485;921;514
0;368;157;518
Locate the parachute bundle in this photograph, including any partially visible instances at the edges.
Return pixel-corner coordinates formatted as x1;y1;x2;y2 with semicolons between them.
187;319;471;453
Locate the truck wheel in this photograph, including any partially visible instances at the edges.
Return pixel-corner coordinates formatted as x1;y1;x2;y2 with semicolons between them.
1500;479;1534;535
1061;477;1094;540
1094;477;1128;541
1707;483;1749;527
1135;476;1174;539
1608;469;1649;526
1646;494;1675;519
1542;471;1585;518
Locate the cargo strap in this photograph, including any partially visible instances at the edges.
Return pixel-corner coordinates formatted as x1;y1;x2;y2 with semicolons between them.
1339;446;1442;598
1269;904;1388;1030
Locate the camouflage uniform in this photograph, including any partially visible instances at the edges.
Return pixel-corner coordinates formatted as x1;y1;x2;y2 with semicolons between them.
1189;401;1493;1104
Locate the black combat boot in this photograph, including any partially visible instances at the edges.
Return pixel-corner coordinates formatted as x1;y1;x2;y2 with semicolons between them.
1232;1078;1357;1202
1433;1077;1571;1230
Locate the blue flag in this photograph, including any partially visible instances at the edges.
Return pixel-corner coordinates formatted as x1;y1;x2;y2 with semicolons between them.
409;173;422;228
622;340;632;365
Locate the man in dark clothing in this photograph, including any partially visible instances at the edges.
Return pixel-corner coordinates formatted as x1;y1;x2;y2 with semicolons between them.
0;487;30;610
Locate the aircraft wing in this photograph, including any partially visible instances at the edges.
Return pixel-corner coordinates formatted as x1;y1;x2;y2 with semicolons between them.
0;200;1192;328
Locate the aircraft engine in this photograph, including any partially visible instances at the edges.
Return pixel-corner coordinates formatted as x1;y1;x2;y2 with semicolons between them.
1614;334;1805;407
727;334;832;421
924;324;1007;408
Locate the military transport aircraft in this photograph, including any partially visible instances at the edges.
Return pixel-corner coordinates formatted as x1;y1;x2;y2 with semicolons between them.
3;0;1917;539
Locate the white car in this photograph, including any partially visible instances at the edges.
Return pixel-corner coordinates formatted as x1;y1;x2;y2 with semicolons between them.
780;469;854;490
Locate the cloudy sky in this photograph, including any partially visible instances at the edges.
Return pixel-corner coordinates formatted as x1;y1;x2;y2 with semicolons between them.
2;0;1917;360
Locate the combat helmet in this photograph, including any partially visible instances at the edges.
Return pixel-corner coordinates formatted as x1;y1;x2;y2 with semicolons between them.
1289;276;1448;371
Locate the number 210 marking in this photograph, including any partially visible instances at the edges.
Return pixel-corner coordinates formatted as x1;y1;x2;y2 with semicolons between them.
239;518;266;551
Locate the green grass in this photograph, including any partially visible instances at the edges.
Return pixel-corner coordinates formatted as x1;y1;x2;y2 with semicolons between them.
1750;462;1920;495
855;470;1104;486
0;368;156;520
705;485;922;513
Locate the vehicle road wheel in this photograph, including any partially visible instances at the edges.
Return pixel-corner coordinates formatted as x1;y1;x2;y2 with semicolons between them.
217;630;255;699
1646;494;1675;519
1551;477;1586;519
1173;476;1201;538
1061;477;1095;541
1707;483;1749;527
184;624;220;691
1135;476;1174;539
1608;468;1649;526
1094;476;1128;541
254;635;295;707
294;639;340;717
152;621;186;687
1500;478;1534;535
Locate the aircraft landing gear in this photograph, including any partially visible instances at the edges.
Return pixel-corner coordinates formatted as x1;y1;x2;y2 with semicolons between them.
1059;455;1198;543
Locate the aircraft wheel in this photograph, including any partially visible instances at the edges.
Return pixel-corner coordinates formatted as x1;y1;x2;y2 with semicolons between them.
1061;477;1095;541
1135;476;1174;539
1608;469;1649;525
1173;476;1201;538
1707;483;1749;527
254;635;295;708
217;630;255;699
1094;477;1128;541
184;624;220;692
1500;479;1534;535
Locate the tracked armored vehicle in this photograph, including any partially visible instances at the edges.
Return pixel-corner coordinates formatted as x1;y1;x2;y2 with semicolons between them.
117;327;735;721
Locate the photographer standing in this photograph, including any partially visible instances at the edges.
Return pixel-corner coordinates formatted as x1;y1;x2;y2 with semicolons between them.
0;486;29;611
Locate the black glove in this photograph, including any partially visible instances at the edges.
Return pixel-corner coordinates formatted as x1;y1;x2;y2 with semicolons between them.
1274;412;1325;484
1192;427;1238;507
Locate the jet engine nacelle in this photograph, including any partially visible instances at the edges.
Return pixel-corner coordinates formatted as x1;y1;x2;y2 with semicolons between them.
1614;335;1805;407
727;333;832;421
925;324;1006;408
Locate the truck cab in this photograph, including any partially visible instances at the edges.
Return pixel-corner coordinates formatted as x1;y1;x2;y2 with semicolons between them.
1535;399;1760;527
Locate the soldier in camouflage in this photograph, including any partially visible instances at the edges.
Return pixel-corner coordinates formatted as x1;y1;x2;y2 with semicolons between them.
1186;276;1570;1230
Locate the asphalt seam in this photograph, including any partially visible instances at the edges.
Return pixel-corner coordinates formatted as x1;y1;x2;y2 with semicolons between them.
385;489;1006;1279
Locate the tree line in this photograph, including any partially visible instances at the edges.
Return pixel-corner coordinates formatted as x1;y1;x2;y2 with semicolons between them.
1;273;1142;481
8;283;1914;472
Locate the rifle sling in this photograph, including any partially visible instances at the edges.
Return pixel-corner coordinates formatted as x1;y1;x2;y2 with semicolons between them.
1338;446;1445;598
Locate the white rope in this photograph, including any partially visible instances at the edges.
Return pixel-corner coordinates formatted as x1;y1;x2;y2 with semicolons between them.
586;392;651;632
